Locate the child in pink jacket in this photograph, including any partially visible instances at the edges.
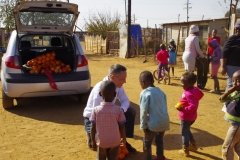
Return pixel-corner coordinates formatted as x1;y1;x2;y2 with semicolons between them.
156;44;169;80
175;72;204;157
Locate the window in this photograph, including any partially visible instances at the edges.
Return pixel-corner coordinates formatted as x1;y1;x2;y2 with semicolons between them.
163;27;171;44
166;27;171;43
163;27;167;43
182;26;187;38
199;25;208;41
19;10;75;26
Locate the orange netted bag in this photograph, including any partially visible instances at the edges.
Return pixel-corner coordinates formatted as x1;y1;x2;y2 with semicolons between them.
118;152;125;160
118;144;129;160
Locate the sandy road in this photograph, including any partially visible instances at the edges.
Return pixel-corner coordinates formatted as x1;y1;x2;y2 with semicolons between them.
0;52;234;160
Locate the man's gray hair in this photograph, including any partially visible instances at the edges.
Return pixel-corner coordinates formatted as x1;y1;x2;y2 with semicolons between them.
108;64;127;76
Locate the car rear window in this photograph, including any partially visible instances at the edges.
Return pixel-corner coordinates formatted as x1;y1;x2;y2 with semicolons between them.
19;8;74;26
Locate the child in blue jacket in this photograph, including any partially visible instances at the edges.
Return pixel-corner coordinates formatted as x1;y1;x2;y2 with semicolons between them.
139;70;170;160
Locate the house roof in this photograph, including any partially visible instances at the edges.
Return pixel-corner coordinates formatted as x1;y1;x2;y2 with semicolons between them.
162;17;228;26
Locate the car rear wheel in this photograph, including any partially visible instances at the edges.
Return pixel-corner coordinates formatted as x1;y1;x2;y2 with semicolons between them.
77;94;83;103
77;91;91;103
2;90;14;109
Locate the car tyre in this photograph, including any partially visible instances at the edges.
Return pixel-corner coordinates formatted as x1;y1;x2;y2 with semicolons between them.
77;94;83;103
77;91;91;104
2;90;14;109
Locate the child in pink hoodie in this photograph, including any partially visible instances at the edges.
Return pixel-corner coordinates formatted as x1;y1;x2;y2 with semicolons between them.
156;44;169;80
176;72;204;157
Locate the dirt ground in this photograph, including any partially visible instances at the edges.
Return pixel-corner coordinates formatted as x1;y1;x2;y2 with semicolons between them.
0;47;235;160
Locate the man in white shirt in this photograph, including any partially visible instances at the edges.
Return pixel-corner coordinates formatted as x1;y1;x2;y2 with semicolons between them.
83;64;137;153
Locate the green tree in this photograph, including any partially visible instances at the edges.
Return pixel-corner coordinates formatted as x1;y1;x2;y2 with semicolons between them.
84;10;122;39
225;8;240;18
178;39;207;53
0;0;17;33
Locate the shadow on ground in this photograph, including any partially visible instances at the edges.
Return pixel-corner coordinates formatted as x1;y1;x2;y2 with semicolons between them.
133;121;223;160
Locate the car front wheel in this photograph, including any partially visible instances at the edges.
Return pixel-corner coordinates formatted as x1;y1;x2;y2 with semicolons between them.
2;90;14;109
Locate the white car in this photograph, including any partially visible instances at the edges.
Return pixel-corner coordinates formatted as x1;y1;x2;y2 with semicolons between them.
1;0;91;109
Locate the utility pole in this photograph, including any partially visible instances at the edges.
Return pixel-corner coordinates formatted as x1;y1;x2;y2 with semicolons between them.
202;15;204;20
184;0;192;22
124;0;127;24
178;14;180;22
127;0;131;58
228;0;233;30
132;14;136;23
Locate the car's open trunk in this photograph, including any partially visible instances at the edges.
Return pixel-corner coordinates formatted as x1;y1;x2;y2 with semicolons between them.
19;35;76;74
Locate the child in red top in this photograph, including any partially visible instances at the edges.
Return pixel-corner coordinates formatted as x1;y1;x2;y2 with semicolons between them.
156;44;169;80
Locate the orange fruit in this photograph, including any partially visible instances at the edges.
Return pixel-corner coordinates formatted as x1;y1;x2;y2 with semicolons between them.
41;69;45;73
31;66;37;69
118;153;125;159
41;64;46;68
55;60;60;65
27;61;31;66
41;59;46;64
122;148;129;155
51;52;56;57
32;59;36;63
61;67;67;73
66;64;70;68
50;56;55;60
46;53;51;57
37;56;42;60
45;57;50;61
29;70;34;74
50;67;55;72
118;148;122;154
67;68;71;72
45;62;50;66
37;60;42;65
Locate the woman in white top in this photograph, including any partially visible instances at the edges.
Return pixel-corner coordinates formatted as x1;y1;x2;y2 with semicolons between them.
182;25;206;72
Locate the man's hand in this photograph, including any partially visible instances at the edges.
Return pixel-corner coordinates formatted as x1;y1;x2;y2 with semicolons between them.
209;56;212;61
92;141;97;151
121;138;126;146
221;66;227;76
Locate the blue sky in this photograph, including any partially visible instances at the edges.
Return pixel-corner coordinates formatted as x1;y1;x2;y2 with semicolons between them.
70;0;237;30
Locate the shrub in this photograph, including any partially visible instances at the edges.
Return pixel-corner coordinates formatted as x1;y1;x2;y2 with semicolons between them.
177;39;207;53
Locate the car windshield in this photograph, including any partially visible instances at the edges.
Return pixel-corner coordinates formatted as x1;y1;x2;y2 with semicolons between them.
19;8;74;26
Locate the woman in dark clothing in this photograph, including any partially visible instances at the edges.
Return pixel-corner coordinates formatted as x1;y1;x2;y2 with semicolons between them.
221;21;240;91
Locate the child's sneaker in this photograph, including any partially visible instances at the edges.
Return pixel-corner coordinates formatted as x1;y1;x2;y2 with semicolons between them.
189;140;198;151
215;90;221;94
179;146;190;157
209;89;215;93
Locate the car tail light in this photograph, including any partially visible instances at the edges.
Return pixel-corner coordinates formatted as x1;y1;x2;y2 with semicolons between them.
77;55;88;67
5;56;20;69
